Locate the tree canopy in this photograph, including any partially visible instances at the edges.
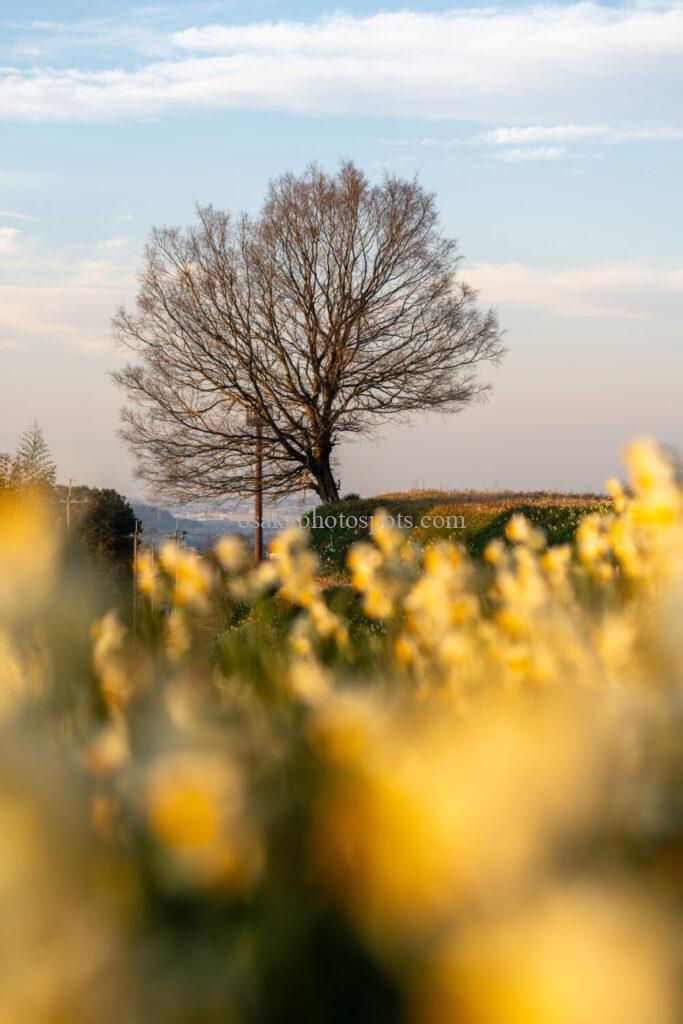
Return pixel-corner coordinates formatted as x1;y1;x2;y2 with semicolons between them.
0;421;56;494
115;162;504;503
77;488;139;562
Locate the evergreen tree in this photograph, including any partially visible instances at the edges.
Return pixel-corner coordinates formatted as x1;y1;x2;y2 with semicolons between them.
0;452;11;492
12;421;56;490
78;488;139;562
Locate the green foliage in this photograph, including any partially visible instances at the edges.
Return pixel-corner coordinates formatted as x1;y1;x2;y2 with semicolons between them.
0;452;12;492
305;497;376;572
77;488;139;562
8;420;56;491
306;494;611;573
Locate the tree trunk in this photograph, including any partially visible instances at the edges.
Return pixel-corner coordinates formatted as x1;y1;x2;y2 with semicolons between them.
312;456;340;503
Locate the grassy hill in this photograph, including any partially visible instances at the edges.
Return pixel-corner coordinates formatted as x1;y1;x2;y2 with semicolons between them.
306;488;611;573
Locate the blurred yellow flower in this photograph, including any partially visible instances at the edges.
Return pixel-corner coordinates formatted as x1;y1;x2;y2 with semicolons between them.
505;514;545;550
312;698;604;938
136;548;163;604
214;534;248;573
0;435;681;1020
85;714;130;775
91;611;133;711
145;750;263;892
0;492;59;620
159;542;213;610
415;885;677;1024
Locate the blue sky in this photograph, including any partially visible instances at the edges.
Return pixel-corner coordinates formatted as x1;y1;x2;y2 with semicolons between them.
1;1;681;496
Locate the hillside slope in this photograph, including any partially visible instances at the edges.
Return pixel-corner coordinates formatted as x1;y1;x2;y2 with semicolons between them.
306;489;610;573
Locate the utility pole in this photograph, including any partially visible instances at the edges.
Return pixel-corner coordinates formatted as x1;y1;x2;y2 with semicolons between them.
57;478;88;542
125;520;141;636
169;524;187;600
247;411;264;562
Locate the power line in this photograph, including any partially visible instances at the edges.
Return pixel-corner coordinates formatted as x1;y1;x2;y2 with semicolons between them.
55;478;88;542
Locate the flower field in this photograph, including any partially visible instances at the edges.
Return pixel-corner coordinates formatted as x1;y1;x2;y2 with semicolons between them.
307;490;611;572
0;438;682;1022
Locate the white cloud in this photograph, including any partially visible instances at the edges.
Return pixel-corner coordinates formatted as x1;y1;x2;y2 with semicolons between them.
481;124;683;145
100;236;130;250
0;258;136;354
1;5;682;124
0;340;26;351
6;13;175;63
0;227;20;252
466;262;683;318
0;209;42;222
381;122;683;154
495;146;566;162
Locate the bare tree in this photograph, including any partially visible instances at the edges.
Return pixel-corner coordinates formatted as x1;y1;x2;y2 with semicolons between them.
113;162;504;504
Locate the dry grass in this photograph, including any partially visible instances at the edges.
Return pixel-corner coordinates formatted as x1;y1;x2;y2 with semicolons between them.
373;488;606;506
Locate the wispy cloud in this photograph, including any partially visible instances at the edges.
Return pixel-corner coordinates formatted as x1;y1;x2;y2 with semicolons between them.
0;340;26;352
3;12;176;64
0;227;20;253
0;209;42;222
466;262;683;319
481;124;683;145
0;257;136;354
100;237;131;250
379;119;683;164
0;5;682;125
495;146;566;162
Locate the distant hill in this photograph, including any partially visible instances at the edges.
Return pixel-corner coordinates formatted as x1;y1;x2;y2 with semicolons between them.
129;500;306;551
128;502;178;544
